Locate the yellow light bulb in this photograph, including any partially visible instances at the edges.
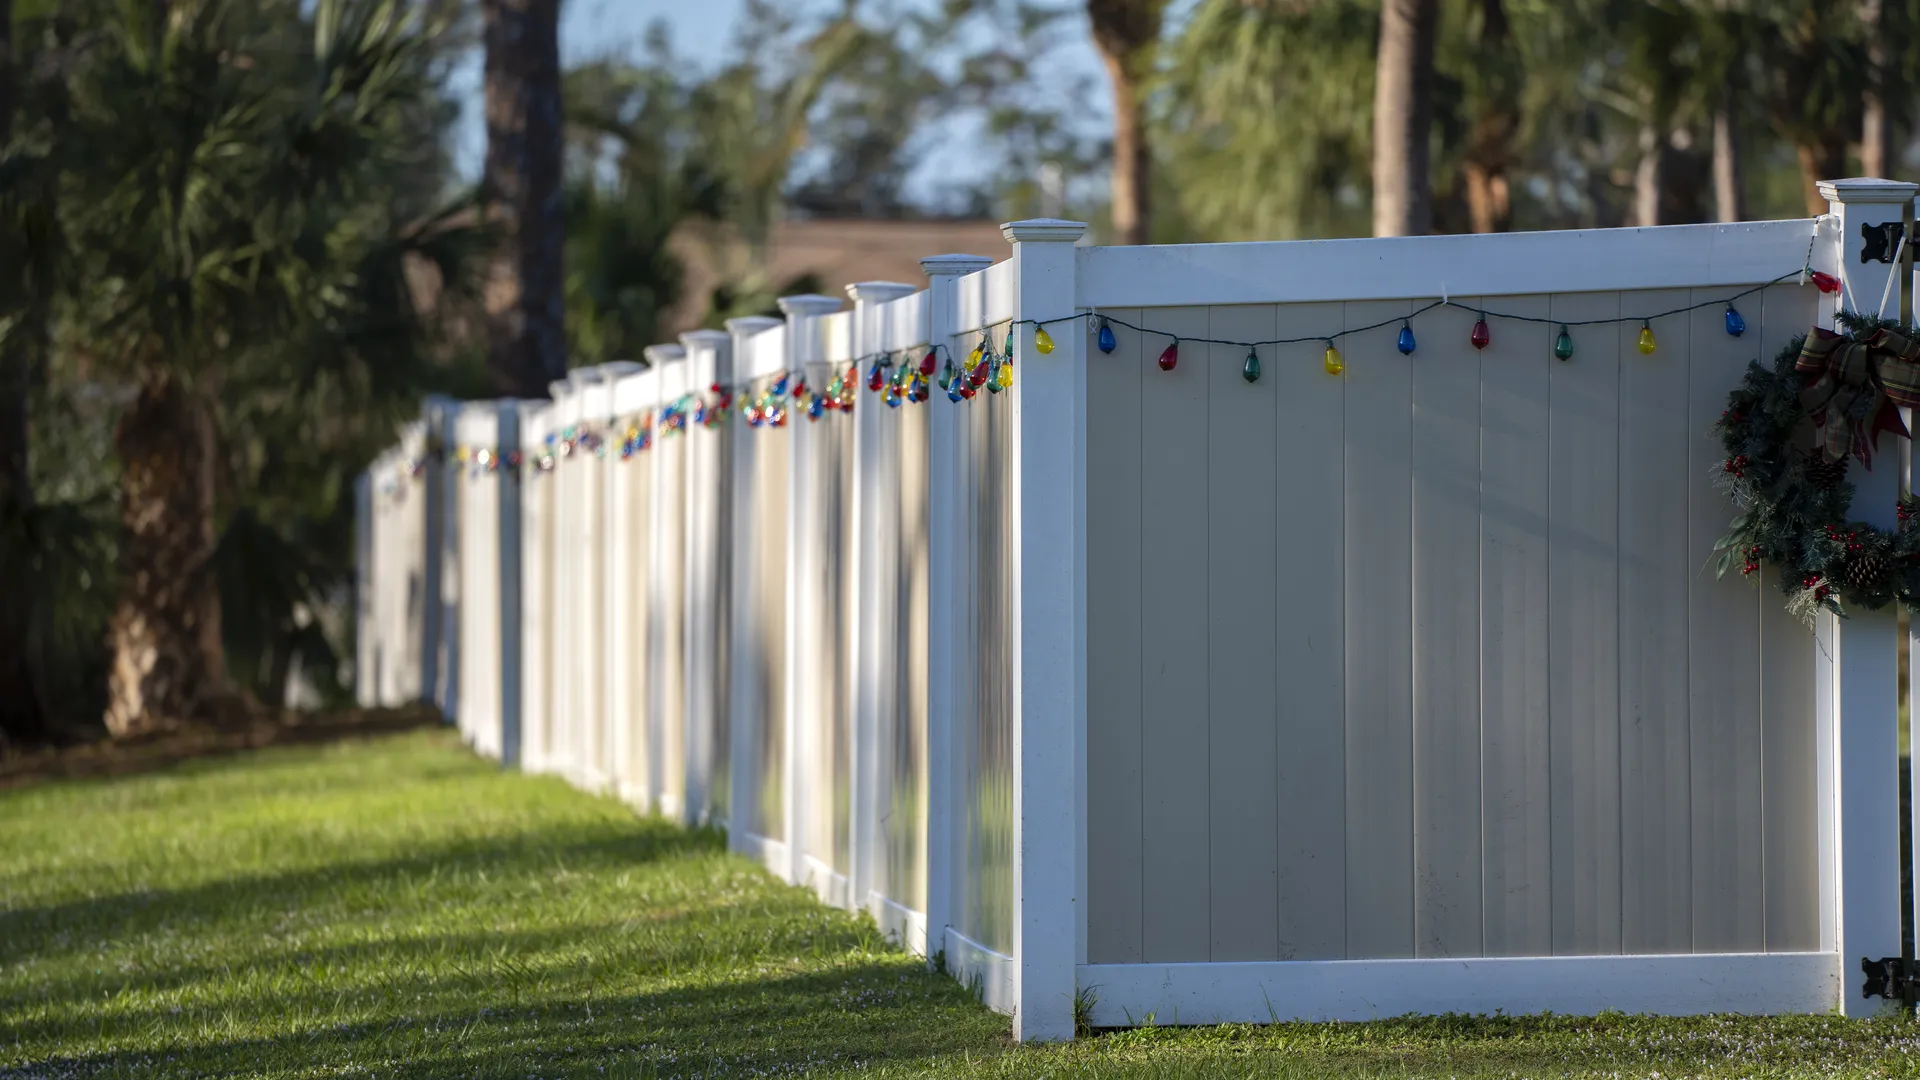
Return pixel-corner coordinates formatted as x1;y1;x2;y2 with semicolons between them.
1637;323;1657;354
968;343;983;367
997;362;1014;389
1034;327;1055;354
1324;343;1344;375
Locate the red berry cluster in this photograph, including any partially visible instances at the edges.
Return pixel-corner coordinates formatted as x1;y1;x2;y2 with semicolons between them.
1723;453;1750;478
1741;545;1761;576
1802;573;1832;601
1827;524;1864;553
1901;502;1914;527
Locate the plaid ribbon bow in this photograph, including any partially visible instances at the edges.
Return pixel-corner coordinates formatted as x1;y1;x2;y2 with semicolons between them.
1795;325;1920;469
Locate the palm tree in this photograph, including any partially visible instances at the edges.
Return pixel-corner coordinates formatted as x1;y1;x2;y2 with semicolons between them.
58;0;468;735
1373;0;1438;236
482;0;566;396
1088;0;1168;244
1458;0;1519;232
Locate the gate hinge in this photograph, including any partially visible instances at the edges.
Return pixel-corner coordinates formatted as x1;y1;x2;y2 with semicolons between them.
1862;956;1919;1003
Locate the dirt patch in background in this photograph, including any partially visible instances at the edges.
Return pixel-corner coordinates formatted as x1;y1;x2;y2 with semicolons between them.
0;703;446;790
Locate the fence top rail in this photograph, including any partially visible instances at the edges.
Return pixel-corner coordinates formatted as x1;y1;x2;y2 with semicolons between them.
612;364;657;415
822;309;854;365
878;289;930;354
1071;217;1822;312
454;403;498;447
956;260;1016;333
520;400;551;445
742;322;788;381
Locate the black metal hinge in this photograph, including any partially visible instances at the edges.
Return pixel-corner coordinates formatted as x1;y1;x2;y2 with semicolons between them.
1862;956;1919;1003
1862;221;1908;264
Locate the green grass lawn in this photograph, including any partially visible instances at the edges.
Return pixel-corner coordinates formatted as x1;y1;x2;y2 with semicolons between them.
6;730;1920;1079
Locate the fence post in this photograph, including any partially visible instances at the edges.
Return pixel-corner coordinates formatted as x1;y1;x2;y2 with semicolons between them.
1817;178;1916;1015
779;294;845;885
420;394;455;717
546;376;581;778
498;400;525;767
725;316;785;847
920;254;991;963
681;329;734;827
847;281;919;918
642;346;687;813
355;470;375;707
1003;218;1086;1041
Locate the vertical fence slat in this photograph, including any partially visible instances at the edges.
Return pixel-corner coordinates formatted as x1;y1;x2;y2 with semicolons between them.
1476;295;1552;957
1619;287;1694;955
1755;282;1820;953
1086;306;1145;965
922;256;990;961
1411;299;1484;959
1343;299;1416;961
1546;291;1623;956
1138;304;1213;964
1272;304;1348;961
1205;303;1280;962
1685;290;1765;952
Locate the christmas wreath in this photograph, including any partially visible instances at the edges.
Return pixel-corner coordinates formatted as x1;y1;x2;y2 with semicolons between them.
1714;312;1920;619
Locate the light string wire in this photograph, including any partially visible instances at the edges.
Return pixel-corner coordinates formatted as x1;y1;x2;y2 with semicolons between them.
950;267;1809;351
493;264;1820;469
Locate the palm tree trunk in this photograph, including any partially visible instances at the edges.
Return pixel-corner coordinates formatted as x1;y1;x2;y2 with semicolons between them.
1861;0;1888;177
1372;0;1437;237
0;0;49;750
1100;51;1151;245
1796;138;1849;217
482;0;567;398
1633;124;1662;226
105;371;224;737
1088;0;1166;246
1712;87;1744;223
1461;0;1516;233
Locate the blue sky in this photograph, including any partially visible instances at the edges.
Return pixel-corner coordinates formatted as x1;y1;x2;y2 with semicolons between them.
448;0;1111;204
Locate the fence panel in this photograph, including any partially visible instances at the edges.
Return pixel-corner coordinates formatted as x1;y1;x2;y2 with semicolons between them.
455;403;502;759
609;365;656;805
364;189;1920;1038
684;330;735;825
520;403;555;772
648;347;690;818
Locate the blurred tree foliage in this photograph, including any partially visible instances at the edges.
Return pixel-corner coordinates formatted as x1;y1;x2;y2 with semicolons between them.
1155;0;1920;241
0;0;487;746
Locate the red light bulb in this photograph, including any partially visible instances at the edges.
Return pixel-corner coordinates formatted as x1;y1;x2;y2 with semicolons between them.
1810;270;1841;294
1157;341;1179;371
1470;317;1491;349
969;362;989;387
920;349;937;375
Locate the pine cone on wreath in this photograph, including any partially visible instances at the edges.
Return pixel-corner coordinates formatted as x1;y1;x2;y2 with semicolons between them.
1804;453;1846;491
1844;552;1890;591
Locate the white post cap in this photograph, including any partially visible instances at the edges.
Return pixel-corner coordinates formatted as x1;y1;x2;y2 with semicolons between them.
642;344;687;367
776;294;843;319
920;254;993;278
1001;218;1088;244
846;281;917;304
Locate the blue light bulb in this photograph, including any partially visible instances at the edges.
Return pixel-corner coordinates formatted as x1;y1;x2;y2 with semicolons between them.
1097;320;1117;354
1725;306;1746;337
1397;323;1416;355
771;374;789;397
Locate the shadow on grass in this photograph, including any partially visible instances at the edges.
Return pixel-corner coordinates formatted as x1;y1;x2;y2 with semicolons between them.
5;958;1004;1079
0;819;724;967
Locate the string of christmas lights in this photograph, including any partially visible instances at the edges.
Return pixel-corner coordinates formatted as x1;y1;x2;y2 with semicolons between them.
981;266;1828;382
492;263;1837;471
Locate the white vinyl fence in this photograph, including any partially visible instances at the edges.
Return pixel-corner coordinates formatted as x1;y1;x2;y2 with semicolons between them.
358;177;1920;1040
